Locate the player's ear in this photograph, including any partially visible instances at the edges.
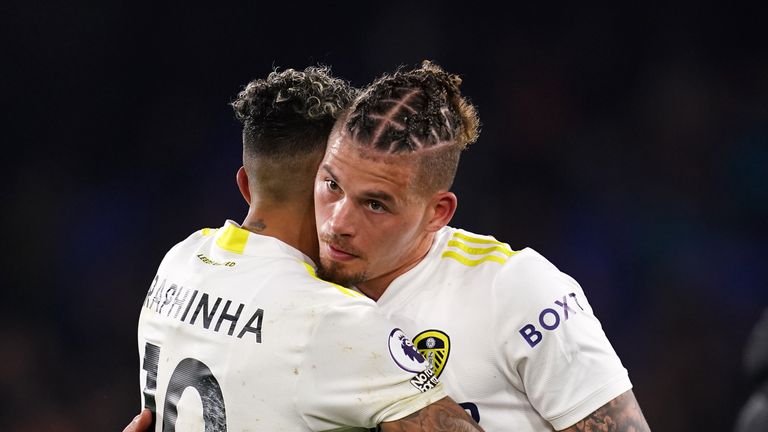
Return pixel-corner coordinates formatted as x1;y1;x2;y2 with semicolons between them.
424;191;457;233
236;166;251;205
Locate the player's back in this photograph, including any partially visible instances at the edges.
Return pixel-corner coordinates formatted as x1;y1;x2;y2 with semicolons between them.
137;221;440;431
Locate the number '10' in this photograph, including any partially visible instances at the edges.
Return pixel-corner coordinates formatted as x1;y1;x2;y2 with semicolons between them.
142;342;227;431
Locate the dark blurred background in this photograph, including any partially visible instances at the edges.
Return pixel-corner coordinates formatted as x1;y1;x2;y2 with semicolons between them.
3;2;766;431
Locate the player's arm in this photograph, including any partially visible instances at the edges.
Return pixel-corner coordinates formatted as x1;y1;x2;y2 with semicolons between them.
559;390;650;432
495;250;643;430
380;396;483;432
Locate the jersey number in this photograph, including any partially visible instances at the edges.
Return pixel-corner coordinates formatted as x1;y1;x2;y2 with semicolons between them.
142;342;227;431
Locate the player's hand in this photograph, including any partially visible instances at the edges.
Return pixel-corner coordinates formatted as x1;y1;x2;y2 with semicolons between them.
380;396;484;431
122;409;153;432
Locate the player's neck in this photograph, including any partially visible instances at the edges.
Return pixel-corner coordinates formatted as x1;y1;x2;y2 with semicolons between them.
356;232;435;301
241;201;319;264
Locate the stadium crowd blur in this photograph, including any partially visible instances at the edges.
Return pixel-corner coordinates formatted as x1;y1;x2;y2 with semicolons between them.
3;3;766;431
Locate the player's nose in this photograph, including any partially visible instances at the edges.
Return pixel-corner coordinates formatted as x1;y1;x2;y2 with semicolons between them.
325;196;356;237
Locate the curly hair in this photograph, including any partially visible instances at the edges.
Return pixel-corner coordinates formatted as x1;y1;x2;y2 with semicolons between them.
344;60;480;193
232;66;357;158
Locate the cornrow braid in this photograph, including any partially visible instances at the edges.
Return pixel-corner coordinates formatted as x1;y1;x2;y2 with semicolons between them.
342;60;479;195
346;60;479;154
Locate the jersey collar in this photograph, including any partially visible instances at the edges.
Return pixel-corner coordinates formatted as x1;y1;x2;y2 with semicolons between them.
212;220;316;267
374;226;454;307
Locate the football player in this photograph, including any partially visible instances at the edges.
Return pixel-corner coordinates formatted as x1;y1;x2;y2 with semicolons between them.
313;61;651;432
132;66;482;431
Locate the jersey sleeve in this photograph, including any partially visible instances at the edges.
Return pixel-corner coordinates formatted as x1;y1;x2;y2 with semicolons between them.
495;249;632;430
295;297;447;430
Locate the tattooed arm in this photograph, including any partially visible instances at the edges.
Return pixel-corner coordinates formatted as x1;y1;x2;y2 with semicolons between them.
380;396;484;432
560;390;650;432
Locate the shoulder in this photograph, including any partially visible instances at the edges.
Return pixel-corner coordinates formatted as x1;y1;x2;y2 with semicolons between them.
301;262;367;299
156;227;216;267
438;227;517;267
295;261;377;312
427;227;518;288
434;227;579;295
493;247;586;310
434;228;566;290
435;227;589;319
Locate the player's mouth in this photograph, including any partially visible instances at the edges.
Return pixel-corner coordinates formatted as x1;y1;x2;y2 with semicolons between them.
324;243;358;262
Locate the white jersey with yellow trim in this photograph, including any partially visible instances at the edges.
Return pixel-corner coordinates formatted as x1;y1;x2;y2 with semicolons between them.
372;226;632;431
137;220;445;432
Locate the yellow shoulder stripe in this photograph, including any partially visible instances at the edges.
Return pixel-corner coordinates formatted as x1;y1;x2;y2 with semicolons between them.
215;224;249;254
441;232;517;267
302;262;363;298
447;240;514;257
451;231;505;245
200;228;217;236
441;251;508;266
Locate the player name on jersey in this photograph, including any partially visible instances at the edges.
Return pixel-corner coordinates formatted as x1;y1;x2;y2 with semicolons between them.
143;275;264;343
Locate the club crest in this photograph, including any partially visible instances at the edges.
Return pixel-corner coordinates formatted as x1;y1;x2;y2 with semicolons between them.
388;328;427;373
413;330;451;378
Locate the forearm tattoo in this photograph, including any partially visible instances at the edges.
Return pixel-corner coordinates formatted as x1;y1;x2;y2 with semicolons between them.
562;390;650;432
381;397;483;432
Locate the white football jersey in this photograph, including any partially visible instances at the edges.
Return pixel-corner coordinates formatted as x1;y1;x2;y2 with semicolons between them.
372;227;632;431
137;220;445;432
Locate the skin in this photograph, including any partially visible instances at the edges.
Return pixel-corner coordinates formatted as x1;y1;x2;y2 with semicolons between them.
236;155;321;264
560;390;650;432
122;409;152;432
126;76;645;432
314;130;456;301
120;389;648;432
314;129;651;431
124;153;481;432
123;400;483;432
125;127;647;431
381;397;482;432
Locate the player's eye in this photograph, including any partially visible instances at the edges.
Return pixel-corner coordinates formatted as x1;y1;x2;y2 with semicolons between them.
367;200;386;213
325;179;340;193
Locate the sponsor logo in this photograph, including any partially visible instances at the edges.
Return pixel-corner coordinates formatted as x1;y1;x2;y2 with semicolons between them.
519;292;586;348
413;329;451;378
410;365;439;393
388;328;427;373
196;253;236;267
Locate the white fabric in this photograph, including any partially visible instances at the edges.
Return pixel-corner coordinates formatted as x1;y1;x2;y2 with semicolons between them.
137;220;445;431
373;226;632;431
